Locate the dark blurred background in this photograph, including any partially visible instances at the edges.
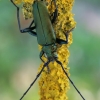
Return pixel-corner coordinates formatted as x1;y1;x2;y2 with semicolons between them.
0;0;100;100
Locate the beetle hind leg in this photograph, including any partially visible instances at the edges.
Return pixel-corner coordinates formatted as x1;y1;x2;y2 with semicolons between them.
11;0;37;36
51;0;58;23
51;9;57;23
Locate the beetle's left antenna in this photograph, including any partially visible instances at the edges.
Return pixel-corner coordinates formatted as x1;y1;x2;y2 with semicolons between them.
55;59;85;100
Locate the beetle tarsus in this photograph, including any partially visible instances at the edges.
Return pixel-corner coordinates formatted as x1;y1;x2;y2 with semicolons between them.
51;0;58;23
47;65;50;73
20;27;36;33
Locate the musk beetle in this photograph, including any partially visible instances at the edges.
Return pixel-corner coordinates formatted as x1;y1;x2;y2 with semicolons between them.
11;0;85;100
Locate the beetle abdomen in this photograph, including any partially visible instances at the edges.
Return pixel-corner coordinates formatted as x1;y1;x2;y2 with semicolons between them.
33;1;56;45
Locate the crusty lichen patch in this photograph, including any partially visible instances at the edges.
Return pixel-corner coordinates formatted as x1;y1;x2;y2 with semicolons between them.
14;0;76;100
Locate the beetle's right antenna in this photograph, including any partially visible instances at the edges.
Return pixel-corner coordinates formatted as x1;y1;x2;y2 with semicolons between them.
55;59;85;100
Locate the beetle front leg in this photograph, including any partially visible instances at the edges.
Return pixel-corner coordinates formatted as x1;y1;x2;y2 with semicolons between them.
56;38;68;44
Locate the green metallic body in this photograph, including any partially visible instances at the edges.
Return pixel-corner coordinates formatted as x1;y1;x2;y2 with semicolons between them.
33;1;56;45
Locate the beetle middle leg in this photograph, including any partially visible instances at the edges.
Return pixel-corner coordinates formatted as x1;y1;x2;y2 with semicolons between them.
56;27;75;44
11;0;37;36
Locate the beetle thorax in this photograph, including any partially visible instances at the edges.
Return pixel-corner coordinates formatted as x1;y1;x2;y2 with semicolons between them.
43;44;58;61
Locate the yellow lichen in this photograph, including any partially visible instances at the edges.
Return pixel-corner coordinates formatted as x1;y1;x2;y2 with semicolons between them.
22;2;33;19
38;0;76;100
14;0;76;100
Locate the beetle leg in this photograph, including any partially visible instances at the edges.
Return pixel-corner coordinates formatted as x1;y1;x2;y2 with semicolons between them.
40;51;50;73
51;0;58;23
51;9;57;23
40;50;45;63
29;20;34;27
10;0;37;36
28;30;37;36
56;38;68;44
64;27;75;43
56;28;74;44
16;7;36;35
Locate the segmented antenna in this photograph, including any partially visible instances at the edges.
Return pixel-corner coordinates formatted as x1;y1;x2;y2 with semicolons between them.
20;60;50;100
56;59;85;100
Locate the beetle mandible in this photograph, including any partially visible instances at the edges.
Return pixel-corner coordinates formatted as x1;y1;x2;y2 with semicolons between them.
10;0;85;100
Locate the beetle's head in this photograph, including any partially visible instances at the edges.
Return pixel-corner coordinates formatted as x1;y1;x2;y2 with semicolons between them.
43;44;58;61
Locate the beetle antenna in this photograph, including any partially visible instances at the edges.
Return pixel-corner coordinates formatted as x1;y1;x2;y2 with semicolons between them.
55;59;85;100
20;60;50;100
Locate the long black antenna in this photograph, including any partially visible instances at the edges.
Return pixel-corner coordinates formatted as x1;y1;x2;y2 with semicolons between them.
20;60;50;100
56;59;85;100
